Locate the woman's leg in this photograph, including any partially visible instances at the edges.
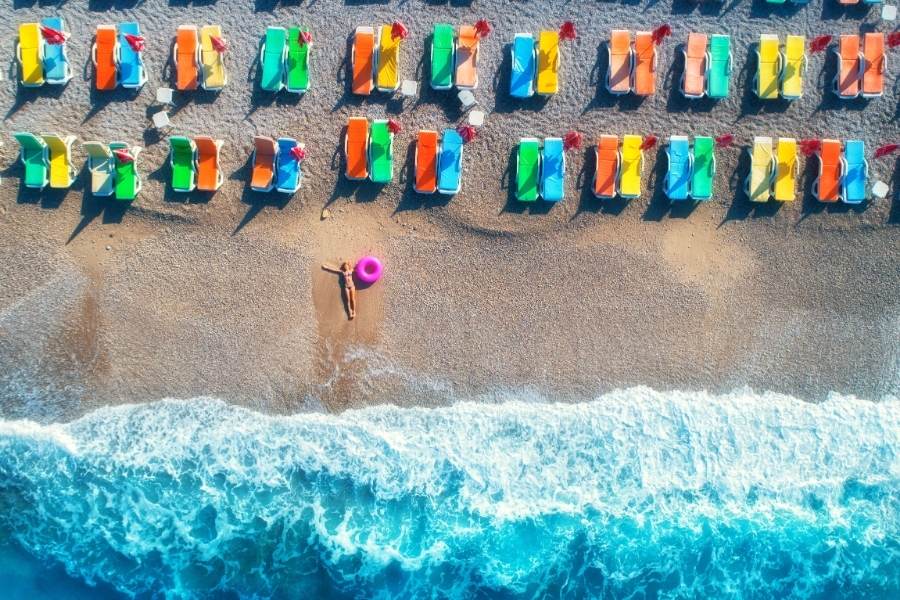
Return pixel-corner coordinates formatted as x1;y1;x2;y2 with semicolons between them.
348;288;357;318
342;288;352;319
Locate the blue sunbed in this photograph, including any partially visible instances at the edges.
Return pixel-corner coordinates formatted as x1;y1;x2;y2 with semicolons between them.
41;17;72;84
842;140;867;204
540;137;565;202
510;34;536;99
118;22;146;89
275;138;302;193
438;128;463;195
665;136;692;201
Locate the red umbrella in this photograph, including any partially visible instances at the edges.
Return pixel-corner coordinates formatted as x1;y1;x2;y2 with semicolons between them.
457;125;477;143
874;143;899;159
640;135;657;151
809;35;832;54
290;146;306;162
211;36;227;53
301;31;313;45
387;118;402;134
474;19;492;38
799;139;821;157
888;32;900;49
391;21;409;40
39;26;67;45
113;149;134;164
559;21;577;41
563;131;582;151
124;34;145;52
651;24;672;46
714;134;735;148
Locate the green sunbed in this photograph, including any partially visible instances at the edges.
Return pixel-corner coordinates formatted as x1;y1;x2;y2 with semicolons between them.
368;120;393;183
286;27;310;93
707;35;732;99
691;136;715;201
110;142;141;201
516;138;540;202
260;27;286;92
431;24;454;90
169;136;196;192
12;132;49;189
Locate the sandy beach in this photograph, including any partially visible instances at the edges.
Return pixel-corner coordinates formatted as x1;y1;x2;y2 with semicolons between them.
0;0;898;420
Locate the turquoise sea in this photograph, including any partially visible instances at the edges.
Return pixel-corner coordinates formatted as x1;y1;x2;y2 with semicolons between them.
0;388;898;599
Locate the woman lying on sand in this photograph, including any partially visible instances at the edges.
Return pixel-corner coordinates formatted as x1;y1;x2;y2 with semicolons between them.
322;262;356;320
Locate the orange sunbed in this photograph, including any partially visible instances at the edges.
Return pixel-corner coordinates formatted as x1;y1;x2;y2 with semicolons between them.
455;25;479;89
836;35;861;99
607;30;632;94
352;26;375;95
816;139;842;203
633;31;656;96
251;136;276;192
93;25;118;91
175;25;199;91
862;33;884;98
682;33;707;98
195;136;223;192
415;130;438;193
594;135;619;198
345;117;369;180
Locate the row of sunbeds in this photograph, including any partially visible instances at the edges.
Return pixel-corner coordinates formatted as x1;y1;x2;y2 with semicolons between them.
259;27;312;93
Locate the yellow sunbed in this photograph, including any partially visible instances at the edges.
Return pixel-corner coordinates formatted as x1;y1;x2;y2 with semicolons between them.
200;26;227;90
774;137;798;202
376;25;400;92
619;135;643;198
756;34;781;100
41;134;77;189
746;136;775;202
781;35;805;100
536;30;559;96
17;23;44;87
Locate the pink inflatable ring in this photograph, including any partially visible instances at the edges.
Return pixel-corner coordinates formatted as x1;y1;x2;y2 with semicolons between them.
356;256;383;284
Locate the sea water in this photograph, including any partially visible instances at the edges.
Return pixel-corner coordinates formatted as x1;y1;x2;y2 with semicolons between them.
0;388;897;599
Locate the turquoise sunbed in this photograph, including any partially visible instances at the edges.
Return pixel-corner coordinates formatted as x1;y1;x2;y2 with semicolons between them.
169;136;196;192
516;138;540;202
665;136;691;201
438;128;463;194
540;137;565;202
118;22;146;89
707;35;732;99
286;27;310;94
260;27;287;92
842;140;867;204
41;17;72;84
276;137;302;193
510;33;536;98
431;24;454;90
12;132;49;190
690;136;715;200
368;120;393;184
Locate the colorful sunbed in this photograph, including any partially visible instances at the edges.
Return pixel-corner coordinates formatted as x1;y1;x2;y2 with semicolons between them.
541;137;565;202
118;22;147;89
286;27;311;94
12;132;48;190
260;27;286;92
835;35;861;99
691;136;715;201
665;136;692;201
633;31;657;96
516;138;541;202
344;117;369;180
813;139;842;202
194;136;224;192
746;136;775;203
93;25;118;91
250;136;277;192
110;142;142;201
594;135;619;199
455;25;479;90
431;24;455;90
41;134;77;189
415;130;439;194
510;33;536;98
275;138;302;193
862;33;884;98
536;30;560;96
781;35;806;100
376;25;401;92
619;135;643;198
17;23;44;87
174;25;199;91
756;34;782;100
352;26;375;95
773;137;798;202
607;30;632;95
200;26;227;91
438;128;463;195
41;17;72;85
842;140;867;204
369;120;394;183
707;34;732;99
682;33;707;98
169;136;197;192
83;141;115;197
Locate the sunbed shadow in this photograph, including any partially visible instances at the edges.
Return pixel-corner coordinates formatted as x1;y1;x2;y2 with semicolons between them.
798;154;826;222
233;187;291;235
737;43;792;119
83;87;140;123
88;0;144;9
394;141;451;213
812;46;869;114
720;150;783;224
820;2;871;20
671;0;725;15
499;146;554;215
15;177;81;210
169;0;217;6
572;146;630;218
889;157;900;224
750;0;803;17
642;148;673;221
424;0;474;5
245;87;278;118
344;0;390;5
67;193;129;243
4;86;45;120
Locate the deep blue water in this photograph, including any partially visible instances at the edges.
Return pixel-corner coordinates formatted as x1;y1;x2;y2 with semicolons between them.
0;388;898;599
